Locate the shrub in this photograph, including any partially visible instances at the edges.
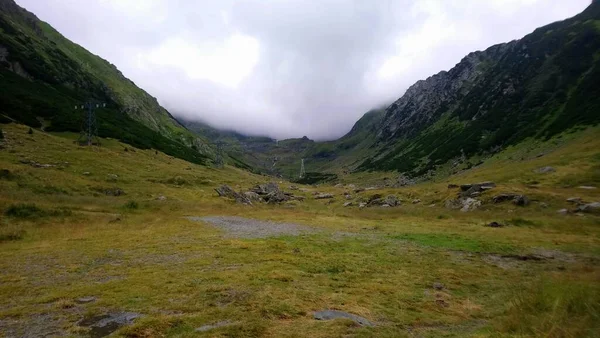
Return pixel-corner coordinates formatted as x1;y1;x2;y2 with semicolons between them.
4;204;45;218
4;203;72;219
123;200;139;210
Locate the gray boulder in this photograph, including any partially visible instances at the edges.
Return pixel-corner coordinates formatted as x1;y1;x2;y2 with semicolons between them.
315;193;334;199
460;198;481;212
512;195;530;206
577;202;600;214
535;166;556;173
215;185;252;205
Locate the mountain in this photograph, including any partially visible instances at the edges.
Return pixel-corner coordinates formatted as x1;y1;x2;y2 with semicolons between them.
184;109;385;179
361;1;600;176
0;0;211;164
186;1;600;181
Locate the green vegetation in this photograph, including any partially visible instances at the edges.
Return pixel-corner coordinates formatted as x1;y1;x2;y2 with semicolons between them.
358;3;600;176
0;1;211;165
4;203;72;219
497;277;600;337
391;233;516;253
0;123;598;336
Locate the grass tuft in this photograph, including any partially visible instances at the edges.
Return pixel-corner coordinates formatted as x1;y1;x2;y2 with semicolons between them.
0;224;26;241
496;277;600;337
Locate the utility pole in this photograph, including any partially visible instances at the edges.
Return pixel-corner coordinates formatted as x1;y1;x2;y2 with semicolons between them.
299;158;306;178
75;101;104;146
214;141;224;168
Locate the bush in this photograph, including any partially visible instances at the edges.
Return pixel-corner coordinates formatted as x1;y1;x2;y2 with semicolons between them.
123;200;139;210
4;203;72;219
4;204;45;218
0;127;3;139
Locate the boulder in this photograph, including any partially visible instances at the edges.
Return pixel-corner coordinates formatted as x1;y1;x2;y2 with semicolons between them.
535;166;556;173
412;199;421;204
460;198;481;212
460;181;496;197
344;194;353;200
557;209;569;215
447;184;459;189
577;202;600;214
156;195;167;201
215;185;252;205
315;193;334;199
244;191;263;203
512;195;530;206
566;197;583;204
578;186;597;190
251;182;280;195
343;202;353;207
264;191;290;204
314;310;374;327
493;194;518;203
384;195;400;207
107;174;119;182
358;202;367;209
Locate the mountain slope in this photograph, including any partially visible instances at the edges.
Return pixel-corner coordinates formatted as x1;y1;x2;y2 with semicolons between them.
360;2;600;176
184;108;385;179
0;0;210;164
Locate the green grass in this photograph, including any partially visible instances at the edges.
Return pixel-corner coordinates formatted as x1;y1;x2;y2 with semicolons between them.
391;233;517;254
0;123;598;337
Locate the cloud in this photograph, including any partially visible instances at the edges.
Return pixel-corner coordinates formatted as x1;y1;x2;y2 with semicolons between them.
16;0;591;140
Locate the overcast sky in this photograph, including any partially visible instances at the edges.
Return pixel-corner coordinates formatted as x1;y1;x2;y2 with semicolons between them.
16;0;590;140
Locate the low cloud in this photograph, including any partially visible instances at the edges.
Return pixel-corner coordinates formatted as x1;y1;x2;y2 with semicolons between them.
17;0;590;140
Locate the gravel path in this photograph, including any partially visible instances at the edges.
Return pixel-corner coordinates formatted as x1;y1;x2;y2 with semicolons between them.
187;216;317;238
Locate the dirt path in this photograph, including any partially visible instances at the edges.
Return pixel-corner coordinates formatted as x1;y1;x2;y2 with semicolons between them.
187;216;317;238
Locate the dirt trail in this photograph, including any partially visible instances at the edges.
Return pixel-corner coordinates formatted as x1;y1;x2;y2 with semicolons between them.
187;216;317;238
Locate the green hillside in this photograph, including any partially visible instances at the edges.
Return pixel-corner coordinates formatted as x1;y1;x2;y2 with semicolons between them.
360;1;600;176
0;0;211;165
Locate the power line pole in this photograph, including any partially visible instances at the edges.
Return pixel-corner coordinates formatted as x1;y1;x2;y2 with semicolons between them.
299;158;306;178
75;101;104;146
214;141;224;168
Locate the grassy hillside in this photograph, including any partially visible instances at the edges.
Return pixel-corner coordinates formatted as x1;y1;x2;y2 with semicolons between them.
0;0;212;165
360;2;600;176
1;123;598;336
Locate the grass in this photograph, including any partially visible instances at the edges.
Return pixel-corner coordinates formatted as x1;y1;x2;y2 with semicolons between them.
0;123;599;337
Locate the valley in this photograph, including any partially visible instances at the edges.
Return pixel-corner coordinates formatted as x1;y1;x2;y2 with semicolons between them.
1;0;600;337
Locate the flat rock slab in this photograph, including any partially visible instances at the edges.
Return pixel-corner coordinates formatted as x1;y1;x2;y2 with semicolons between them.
188;216;316;239
314;310;374;327
195;320;233;332
78;312;141;338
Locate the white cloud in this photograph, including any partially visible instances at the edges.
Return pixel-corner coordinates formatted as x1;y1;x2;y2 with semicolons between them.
140;34;259;88
15;0;592;140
